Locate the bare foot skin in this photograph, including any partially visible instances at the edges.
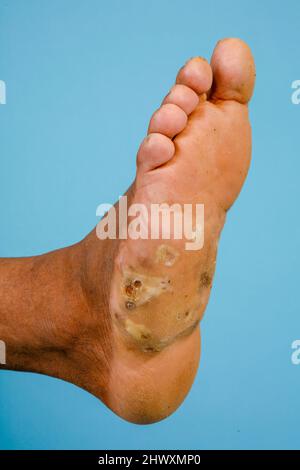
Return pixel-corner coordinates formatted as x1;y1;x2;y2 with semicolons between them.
0;38;255;424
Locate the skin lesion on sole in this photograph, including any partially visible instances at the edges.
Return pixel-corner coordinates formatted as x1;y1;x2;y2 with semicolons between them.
199;271;212;289
115;299;202;353
124;319;160;352
122;270;172;310
122;317;200;353
111;255;211;353
155;244;179;267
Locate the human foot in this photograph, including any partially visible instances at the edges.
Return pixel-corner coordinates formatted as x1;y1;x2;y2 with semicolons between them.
0;38;255;425
93;38;255;423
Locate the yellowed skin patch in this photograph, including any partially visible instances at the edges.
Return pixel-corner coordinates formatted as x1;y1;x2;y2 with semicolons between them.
124;316;200;353
125;319;151;342
124;319;161;352
155;244;179;267
116;262;207;352
122;270;172;309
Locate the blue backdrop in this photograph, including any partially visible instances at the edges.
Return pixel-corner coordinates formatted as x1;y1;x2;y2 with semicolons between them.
1;0;300;450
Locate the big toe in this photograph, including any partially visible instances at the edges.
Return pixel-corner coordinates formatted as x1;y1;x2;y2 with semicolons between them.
210;38;256;104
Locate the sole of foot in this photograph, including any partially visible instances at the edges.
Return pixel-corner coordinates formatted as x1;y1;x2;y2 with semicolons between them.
92;38;256;424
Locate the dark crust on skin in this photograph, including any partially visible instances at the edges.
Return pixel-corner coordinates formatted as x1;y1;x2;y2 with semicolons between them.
200;271;211;288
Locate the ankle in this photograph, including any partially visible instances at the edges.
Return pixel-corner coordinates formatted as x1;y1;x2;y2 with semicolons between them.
0;245;88;374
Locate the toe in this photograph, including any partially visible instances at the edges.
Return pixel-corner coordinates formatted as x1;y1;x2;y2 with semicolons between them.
137;133;175;171
162;84;199;115
176;57;213;95
148;103;187;138
210;38;256;104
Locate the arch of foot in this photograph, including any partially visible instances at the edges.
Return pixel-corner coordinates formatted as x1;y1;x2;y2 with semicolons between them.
110;241;216;354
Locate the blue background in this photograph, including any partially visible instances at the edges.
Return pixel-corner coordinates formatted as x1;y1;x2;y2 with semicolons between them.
0;0;299;450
